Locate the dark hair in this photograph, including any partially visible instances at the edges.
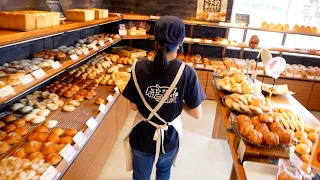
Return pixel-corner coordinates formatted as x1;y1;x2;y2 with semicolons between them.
154;44;169;76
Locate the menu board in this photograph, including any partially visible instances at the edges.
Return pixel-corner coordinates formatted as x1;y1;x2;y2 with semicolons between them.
196;0;228;21
46;0;66;19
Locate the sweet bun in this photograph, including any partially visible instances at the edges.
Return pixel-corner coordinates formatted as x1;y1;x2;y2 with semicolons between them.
36;133;49;142
308;132;317;143
68;100;80;107
3;114;17;123
11;103;25;111
301;154;310;164
31;116;46;124
95;98;104;105
305;26;311;34
47;103;59;111
48;93;59;101
47;135;60;143
267;23;275;30
51;128;65;136
293;24;300;32
20;106;33;113
0;141;9;154
12;148;28;158
0;131;7;141
13;119;26;127
295;131;308;139
43;99;53;104
24;141;42;154
54;99;64;107
0;122;5;129
299;25;306;33
295;143;310;155
41;91;50;99
73;95;84;101
261;22;268;29
14;127;28;136
63;105;75;112
299;138;313;147
60;136;73;144
64;129;77;136
45;153;62;165
30;108;41;115
311;26;317;34
28;152;45;161
283;24;289;31
27;132;39;142
37;109;50;117
3;124;17;133
41;142;58;155
45;120;58;129
275;23;283;31
4;132;21;144
258;114;273;123
34;102;46;110
35;126;49;133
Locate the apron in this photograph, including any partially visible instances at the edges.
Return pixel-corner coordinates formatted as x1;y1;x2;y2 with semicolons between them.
124;61;186;171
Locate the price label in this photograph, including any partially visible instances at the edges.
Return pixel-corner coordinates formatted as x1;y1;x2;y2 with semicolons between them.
294;74;302;78
186;62;193;67
59;144;76;162
19;74;34;85
114;87;119;93
237;139;246;163
81;48;89;55
40;166;58;180
286;73;293;77
70;54;79;61
196;64;204;68
116;34;120;38
108;38;114;43
91;44;98;51
316;76;320;80
307;76;315;80
107;94;114;102
73;131;85;145
50;61;62;70
98;40;105;46
86;117;98;130
204;39;213;44
193;38;201;43
206;65;213;70
256;70;264;75
31;68;46;79
99;103;107;113
0;85;15;98
119;29;127;36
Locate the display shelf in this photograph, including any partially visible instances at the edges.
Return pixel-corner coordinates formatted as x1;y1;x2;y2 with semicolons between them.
121;34;155;40
0;15;121;48
0;38;122;106
121;14;150;20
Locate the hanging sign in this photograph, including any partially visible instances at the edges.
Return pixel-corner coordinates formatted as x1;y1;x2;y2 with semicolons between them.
196;0;228;21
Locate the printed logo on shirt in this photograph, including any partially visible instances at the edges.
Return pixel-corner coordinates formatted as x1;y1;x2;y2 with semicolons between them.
145;84;178;103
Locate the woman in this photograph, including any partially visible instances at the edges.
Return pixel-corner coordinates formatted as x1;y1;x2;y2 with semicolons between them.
122;16;205;180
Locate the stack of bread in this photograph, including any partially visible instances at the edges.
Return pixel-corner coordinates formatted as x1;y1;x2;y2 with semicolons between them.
66;9;95;22
0;11;60;31
89;8;109;19
261;22;317;34
216;74;261;94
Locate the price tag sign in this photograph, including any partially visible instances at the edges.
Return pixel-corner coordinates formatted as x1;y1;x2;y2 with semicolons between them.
31;68;46;79
50;61;62;70
294;74;302;78
193;38;201;43
19;74;34;85
114;87;119;93
206;65;213;70
70;54;79;61
108;38;114;43
116;34;120;38
81;48;89;55
107;94;114;102
307;76;315;80
286;73;293;77
40;166;58;180
119;29;127;36
186;62;193;67
99;103;107;113
204;39;212;44
91;44;98;51
98;40;105;46
59;144;76;162
0;85;15;98
73;131;86;146
86;117;98;130
196;64;204;68
237;139;246;163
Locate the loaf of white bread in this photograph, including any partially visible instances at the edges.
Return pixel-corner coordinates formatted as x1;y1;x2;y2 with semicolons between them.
66;9;95;22
89;8;109;19
0;11;60;31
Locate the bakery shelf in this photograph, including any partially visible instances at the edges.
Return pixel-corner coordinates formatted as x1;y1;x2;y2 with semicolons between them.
0;38;122;106
0;15;121;48
121;34;155;40
121;14;150;20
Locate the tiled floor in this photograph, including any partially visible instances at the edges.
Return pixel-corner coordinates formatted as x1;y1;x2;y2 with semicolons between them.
98;100;320;180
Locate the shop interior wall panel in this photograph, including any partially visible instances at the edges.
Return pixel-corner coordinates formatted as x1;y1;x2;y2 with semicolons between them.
206;73;216;100
308;82;320;111
62;102;118;180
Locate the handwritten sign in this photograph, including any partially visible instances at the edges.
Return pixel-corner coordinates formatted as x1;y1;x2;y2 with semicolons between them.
73;131;86;147
31;68;46;79
235;14;250;26
114;87;119;93
81;48;89;55
70;54;79;61
0;85;15;98
99;103;107;113
108;38;114;43
40;166;58;180
59;144;76;162
50;61;62;69
107;94;114;102
19;74;34;85
86;117;98;130
196;64;204;68
98;40;105;46
91;44;98;51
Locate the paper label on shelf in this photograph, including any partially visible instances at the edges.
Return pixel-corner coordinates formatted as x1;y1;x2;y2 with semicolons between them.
86;117;98;130
91;44;98;51
108;38;114;43
316;76;320;80
294;74;302;78
19;74;34;85
107;94;114;102
307;76;315;80
196;64;204;68
116;34;120;38
114;86;119;93
40;166;57;180
206;65;213;70
31;68;46;79
0;85;15;98
99;40;105;46
256;70;264;75
119;29;127;36
237;139;246;163
99;103;107;113
59;144;76;162
193;38;201;43
286;73;293;77
50;61;62;70
81;48;89;55
289;151;303;168
186;62;193;67
73;131;85;145
204;39;212;43
70;54;79;61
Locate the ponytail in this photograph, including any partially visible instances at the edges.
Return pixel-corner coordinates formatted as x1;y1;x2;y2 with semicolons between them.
153;44;169;76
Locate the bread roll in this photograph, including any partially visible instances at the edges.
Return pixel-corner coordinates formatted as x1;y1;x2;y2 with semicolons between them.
13;119;26;127
10;103;25;111
60;136;73;144
275;23;283;31
3;114;17;123
0;141;9;154
41;142;58;155
293;24;300;32
73;95;84;101
12;148;28;158
4;132;21;144
64;128;77;136
299;25;306;33
3;124;17;133
20;106;33;113
51;128;65;136
57;144;66;152
28;132;39;141
305;26;311;34
35;126;49;133
261;21;268;29
47;135;60;143
15;127;28;136
258;114;273;123
267;23;275;30
34;102;46;110
63;105;75;112
277;130;293;145
47;103;58;111
31;116;46;124
0;122;5;129
0;130;7;141
45;153;62;165
68;100;80;107
36;133;49;142
54;99;64;107
295;131;308;139
30;108;41;115
308;132;317;143
48;93;59;101
264;132;279;146
311;26;317;34
28;152;45;161
37;109;50;117
95;98;104;105
283;24;289;31
41;91;50;99
301;154;310;164
295;143;310;155
45;120;58;129
24;141;42;154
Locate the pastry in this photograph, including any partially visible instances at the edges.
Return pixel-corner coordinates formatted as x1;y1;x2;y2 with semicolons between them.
20;106;34;113
68;100;80;107
293;24;300;32
269;122;284;133
283;24;289;31
38;109;51;117
28;132;40;141
10;103;25;111
239;123;254;138
247;129;263;145
0;141;9;154
295;143;310;155
73;95;84;101
45;120;58;129
48;93;59;101
15;127;28;136
60;136;73;144
64;129;77;136
0;130;7;141
3;124;17;133
304;126;315;133
301;163;311;174
12;148;28;158
30;108;42;115
45;153;62;165
31;116;46;124
264;132;279;146
301;154;310;164
258;114;273;123
5;132;21;144
295;131;308;139
35;126;49;133
36;133;49;142
54;99;64;107
43;99;53;104
41;142;58;155
20;99;28;105
23;114;36;122
299;138;312;147
13;118;26;127
28;152;45;161
63;105;75;112
63;91;73;98
47;135;60;143
95;98;105;105
34;102;46;109
26;94;37;100
277;130;293;145
51;128;65;136
41;91;50;99
308;132;317;143
3;114;17;123
0;121;4;129
311;26;317;34
27;100;37;106
47;103;59;111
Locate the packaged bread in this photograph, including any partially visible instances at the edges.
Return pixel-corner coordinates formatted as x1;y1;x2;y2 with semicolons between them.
66;9;95;22
89;8;109;19
0;11;36;31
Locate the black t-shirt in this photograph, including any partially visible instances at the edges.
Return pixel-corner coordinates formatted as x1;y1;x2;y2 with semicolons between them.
122;58;206;154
